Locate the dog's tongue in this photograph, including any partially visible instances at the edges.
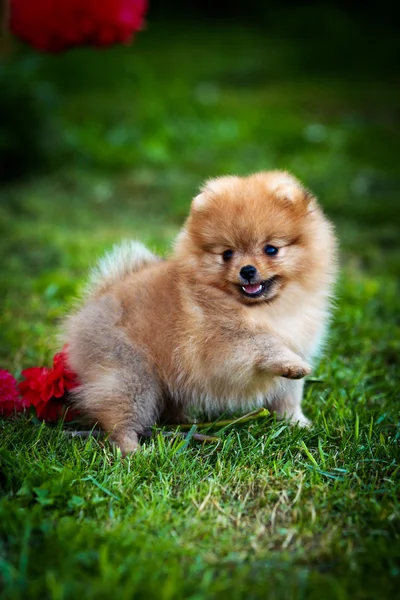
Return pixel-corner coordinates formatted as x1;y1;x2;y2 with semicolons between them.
243;283;262;295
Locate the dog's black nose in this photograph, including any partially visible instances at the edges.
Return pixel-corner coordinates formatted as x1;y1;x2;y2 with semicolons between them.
240;265;257;280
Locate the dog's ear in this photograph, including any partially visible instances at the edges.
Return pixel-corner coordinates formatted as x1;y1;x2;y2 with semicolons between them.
263;171;313;209
191;193;208;211
191;176;240;212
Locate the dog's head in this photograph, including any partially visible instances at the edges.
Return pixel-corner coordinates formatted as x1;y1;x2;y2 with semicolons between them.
174;171;334;304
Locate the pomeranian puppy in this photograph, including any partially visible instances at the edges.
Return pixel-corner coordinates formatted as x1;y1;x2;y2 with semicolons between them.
64;171;337;453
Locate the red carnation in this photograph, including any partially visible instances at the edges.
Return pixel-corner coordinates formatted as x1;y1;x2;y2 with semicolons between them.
19;347;80;422
0;369;29;417
10;0;148;53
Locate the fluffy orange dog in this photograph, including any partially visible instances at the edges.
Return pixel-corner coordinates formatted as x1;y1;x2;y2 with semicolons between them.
64;171;337;453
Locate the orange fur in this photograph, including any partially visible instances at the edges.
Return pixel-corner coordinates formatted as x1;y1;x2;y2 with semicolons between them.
63;171;337;453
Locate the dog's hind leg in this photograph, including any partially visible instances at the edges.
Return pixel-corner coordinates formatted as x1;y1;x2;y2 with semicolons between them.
73;364;161;454
65;295;162;454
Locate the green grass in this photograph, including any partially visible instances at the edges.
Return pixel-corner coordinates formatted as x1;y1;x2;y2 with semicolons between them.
1;14;399;599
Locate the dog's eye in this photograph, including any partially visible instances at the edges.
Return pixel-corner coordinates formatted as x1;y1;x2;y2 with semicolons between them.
264;245;279;256
222;249;233;261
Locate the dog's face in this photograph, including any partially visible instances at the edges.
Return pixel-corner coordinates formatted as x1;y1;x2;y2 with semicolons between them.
175;171;330;305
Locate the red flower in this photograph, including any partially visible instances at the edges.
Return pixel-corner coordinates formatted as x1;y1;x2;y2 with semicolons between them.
19;346;80;422
0;369;29;417
10;0;148;53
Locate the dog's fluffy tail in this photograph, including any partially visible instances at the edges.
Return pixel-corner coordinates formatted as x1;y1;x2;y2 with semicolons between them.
85;240;159;296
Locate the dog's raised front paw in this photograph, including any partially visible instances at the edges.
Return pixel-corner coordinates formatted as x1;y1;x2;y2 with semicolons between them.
278;361;311;380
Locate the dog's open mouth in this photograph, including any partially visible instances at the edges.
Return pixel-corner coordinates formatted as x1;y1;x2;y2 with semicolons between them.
240;276;278;298
241;282;264;297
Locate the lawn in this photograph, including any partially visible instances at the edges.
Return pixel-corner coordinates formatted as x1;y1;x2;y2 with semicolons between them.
0;11;399;599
